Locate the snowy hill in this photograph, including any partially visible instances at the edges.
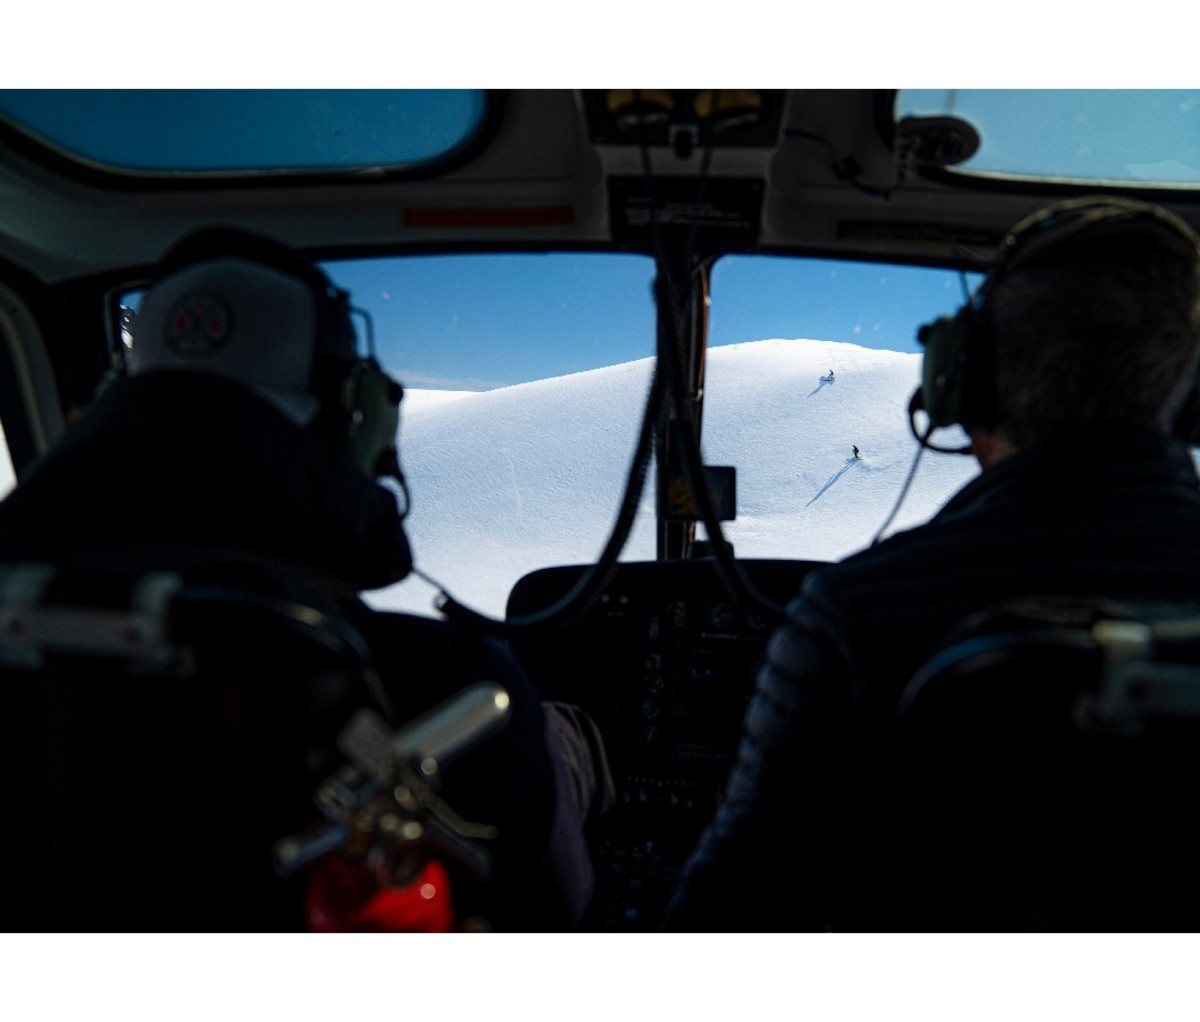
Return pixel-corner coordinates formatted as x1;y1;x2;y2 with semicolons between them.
370;337;982;618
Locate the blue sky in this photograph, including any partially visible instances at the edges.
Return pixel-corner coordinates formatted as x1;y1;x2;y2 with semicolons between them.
324;253;659;390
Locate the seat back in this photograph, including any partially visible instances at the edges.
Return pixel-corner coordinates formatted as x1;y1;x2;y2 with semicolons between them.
0;557;385;931
870;598;1200;931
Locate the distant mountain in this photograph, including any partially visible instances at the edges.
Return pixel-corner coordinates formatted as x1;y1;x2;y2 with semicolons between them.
371;337;981;618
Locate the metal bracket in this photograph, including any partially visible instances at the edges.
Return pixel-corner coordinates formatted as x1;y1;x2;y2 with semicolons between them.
1077;618;1200;735
0;562;186;671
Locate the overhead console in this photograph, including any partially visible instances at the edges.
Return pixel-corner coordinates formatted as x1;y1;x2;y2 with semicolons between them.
581;90;788;154
506;558;820;930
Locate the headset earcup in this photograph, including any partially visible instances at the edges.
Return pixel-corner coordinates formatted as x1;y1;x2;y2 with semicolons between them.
918;312;970;429
342;360;403;479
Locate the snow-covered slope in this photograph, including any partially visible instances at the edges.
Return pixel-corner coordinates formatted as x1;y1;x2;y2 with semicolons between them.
371;338;982;617
701;338;980;559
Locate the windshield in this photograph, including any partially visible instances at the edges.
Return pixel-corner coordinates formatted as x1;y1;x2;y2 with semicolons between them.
323;253;657;619
702;256;983;561
118;251;991;618
311;252;985;618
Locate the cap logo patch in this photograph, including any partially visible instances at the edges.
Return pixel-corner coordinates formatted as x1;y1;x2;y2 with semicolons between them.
164;291;234;357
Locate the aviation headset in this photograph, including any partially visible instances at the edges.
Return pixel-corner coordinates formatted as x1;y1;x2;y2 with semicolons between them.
129;227;405;483
913;196;1200;450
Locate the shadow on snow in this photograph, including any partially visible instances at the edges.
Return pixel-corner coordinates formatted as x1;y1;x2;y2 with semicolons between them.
807;375;835;397
806;457;862;507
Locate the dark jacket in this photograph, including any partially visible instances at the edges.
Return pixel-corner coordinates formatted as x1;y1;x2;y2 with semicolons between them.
664;430;1200;931
0;371;413;591
0;372;592;931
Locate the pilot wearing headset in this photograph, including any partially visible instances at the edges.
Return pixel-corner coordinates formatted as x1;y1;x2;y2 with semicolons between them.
664;196;1200;931
0;227;608;930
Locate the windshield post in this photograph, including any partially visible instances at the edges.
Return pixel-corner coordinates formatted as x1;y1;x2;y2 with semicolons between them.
654;248;710;561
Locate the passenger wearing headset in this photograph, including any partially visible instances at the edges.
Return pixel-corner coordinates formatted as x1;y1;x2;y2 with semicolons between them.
663;196;1200;931
0;228;608;930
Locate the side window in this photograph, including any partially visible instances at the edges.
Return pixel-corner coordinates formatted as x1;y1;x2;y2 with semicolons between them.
0;277;73;495
0;423;13;498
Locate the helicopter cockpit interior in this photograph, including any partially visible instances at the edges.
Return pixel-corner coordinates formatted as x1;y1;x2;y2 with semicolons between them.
1;84;1199;1003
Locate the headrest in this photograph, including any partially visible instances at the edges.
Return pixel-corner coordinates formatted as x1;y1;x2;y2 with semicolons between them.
128;229;356;426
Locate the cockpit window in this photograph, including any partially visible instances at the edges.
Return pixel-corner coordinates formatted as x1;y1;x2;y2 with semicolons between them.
324;252;658;619
702;255;985;559
0;423;13;499
0;90;489;177
897;89;1200;186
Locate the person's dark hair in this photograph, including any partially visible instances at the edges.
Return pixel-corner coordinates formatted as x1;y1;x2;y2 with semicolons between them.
987;229;1200;449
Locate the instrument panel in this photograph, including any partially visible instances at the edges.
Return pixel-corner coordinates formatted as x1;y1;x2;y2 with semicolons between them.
506;559;818;930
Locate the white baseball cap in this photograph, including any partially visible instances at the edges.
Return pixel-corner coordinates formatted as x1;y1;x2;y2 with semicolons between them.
129;252;342;426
